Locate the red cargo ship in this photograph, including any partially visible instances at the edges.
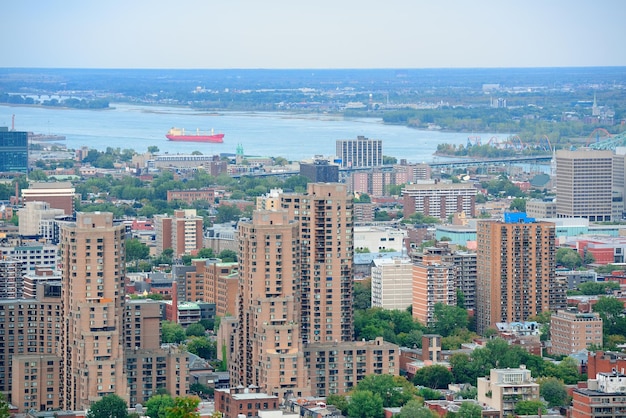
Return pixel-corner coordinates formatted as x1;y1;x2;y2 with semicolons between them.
166;128;224;143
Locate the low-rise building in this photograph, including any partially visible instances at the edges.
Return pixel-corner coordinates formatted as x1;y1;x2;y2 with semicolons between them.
215;386;279;418
550;310;603;356
572;372;626;418
477;366;540;418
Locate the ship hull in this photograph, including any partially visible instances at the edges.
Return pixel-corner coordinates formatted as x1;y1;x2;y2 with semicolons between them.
166;134;224;143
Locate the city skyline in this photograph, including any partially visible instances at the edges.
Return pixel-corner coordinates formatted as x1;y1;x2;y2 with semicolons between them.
3;0;626;69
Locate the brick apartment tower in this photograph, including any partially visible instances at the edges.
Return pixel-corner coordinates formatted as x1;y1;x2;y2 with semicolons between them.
233;210;310;398
231;183;354;397
281;183;354;344
476;216;564;334
58;212;128;410
412;254;456;327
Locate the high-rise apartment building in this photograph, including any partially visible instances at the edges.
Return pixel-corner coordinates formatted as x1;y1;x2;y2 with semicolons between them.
476;214;565;334
556;149;614;222
0;127;28;173
412;254;456;326
124;299;189;405
281;183;354;344
154;209;203;257
185;259;238;317
411;244;477;313
0;257;23;298
58;212;128;410
230;183;363;398
233;210;309;399
336;136;382;168
371;257;413;310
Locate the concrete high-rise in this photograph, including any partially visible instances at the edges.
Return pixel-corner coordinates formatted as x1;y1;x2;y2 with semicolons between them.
232;210;309;399
412;254;456;326
154;209;204;257
58;212;128;410
336;136;382;168
556;149;614;222
229;183;361;398
281;183;354;344
476;214;565;334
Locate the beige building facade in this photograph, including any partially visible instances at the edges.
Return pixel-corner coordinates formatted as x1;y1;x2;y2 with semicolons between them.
412;254;456;326
477;366;540;417
550;310;603;355
58;212;128;410
476;218;564;334
556;149;614;222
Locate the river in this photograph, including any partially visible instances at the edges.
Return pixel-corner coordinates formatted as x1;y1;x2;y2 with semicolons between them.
1;103;504;163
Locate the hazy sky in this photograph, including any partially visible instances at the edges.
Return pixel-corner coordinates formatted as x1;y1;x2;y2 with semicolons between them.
4;0;626;69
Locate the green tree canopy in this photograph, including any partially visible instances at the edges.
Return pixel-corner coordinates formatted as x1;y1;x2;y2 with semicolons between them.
431;303;469;336
0;393;9;418
326;394;348;415
346;390;384;418
456;401;483;418
185;323;206;337
165;396;200;418
539;377;569;408
514;400;547;416
578;281;620;295
126;238;150;262
556;247;582;269
146;394;175;418
412;364;454;389
355;374;417;407
161;321;186;344
397;400;436;418
87;394;128;418
186;337;217;360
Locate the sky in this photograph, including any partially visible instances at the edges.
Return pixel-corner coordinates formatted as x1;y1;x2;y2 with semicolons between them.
3;0;626;69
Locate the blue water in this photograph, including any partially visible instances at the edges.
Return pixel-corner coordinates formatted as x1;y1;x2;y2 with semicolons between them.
1;103;503;163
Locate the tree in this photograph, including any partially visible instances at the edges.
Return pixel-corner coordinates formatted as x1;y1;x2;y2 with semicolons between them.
165;396;200;418
456;402;483;418
514;400;546;416
217;249;237;262
578;281;620;295
146;394;175;418
355;374;417;407
397;400;435;418
126;238;150;262
353;279;371;310
539;377;568;407
87;394;128;418
161;321;186;344
346;390;384;418
0;393;8;418
215;205;242;223
148;146;160;154
196;248;215;259
186;337;216;360
509;197;526;212
185;323;206;337
556;247;582;269
189;383;213;399
326;394;348;414
413;364;454;389
431;303;469;336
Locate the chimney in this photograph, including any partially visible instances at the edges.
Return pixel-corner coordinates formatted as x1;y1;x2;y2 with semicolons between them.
172;280;178;323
